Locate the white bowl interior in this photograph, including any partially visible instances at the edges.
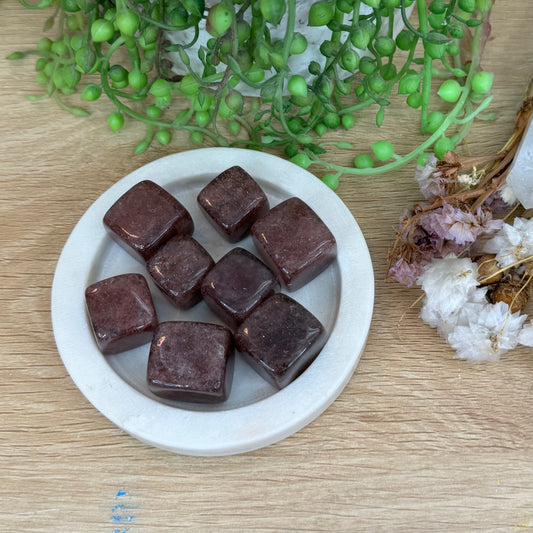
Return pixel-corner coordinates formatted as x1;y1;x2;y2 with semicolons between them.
91;174;341;412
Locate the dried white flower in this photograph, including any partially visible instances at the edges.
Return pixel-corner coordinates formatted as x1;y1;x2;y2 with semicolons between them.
498;184;518;206
483;217;533;267
447;301;527;362
417;255;484;328
420;309;458;339
518;320;533;347
457;166;483;188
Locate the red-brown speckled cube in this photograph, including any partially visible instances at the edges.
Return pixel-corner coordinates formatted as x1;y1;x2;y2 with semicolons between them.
235;293;326;389
147;235;214;309
103;180;194;261
201;247;279;329
85;273;158;355
147;321;234;403
251;197;336;290
197;166;269;242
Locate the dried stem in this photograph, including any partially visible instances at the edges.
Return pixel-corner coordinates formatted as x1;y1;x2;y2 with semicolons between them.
479;255;533;284
388;82;533;274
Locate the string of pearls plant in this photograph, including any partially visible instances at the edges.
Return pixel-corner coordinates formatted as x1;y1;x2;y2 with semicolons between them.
9;0;495;189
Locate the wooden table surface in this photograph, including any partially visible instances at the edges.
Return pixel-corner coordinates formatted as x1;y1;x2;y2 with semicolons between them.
1;2;532;531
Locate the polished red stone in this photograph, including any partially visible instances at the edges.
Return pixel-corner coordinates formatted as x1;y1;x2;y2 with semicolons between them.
85;273;158;355
251;197;337;290
103;180;194;261
147;235;214;309
197;166;269;242
201;247;279;329
235;293;326;389
147;321;234;403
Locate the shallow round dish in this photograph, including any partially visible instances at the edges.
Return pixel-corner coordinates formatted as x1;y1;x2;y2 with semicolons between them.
51;147;374;456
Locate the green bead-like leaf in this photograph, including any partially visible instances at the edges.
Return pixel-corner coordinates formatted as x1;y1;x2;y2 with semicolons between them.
354;154;374;169
433;136;455;159
308;1;335;26
296;134;314;145
260;0;286;25
174;109;192;125
423;31;451;45
371;140;394;160
116;10;139;36
183;0;204;17
81;83;102;101
156;130;171;145
426;111;445;133
340;49;359;72
472;71;494;93
458;0;476;12
290;153;311;169
307;144;326;155
466;18;483;27
288;75;308;98
375;107;385;127
69;107;90;117
206;4;233;37
6;52;25;60
134;140;150;154
337;141;353;149
398;73;420;94
75;47;97;74
322;174;339;190
91;19;114;42
437;79;462;102
19;0;54;8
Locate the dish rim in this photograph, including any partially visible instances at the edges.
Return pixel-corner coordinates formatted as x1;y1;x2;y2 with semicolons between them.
51;147;374;456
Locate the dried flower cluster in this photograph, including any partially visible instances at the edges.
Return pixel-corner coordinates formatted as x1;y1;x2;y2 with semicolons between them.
388;81;533;362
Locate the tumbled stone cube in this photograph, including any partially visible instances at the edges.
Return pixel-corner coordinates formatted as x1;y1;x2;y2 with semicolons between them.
147;321;234;403
201;247;280;329
147;235;214;309
85;273;158;355
103;180;194;261
197;166;269;242
251;197;337;290
235;293;326;389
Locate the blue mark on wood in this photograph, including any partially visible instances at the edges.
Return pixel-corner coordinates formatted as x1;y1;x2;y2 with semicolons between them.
111;488;136;532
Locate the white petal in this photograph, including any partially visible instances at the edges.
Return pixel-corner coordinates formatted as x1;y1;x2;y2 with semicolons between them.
446;302;526;362
417;255;482;318
518;320;533;347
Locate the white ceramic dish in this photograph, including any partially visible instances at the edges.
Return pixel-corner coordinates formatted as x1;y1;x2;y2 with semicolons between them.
51;148;374;456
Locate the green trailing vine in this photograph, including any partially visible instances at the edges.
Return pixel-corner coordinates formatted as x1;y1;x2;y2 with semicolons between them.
8;0;496;189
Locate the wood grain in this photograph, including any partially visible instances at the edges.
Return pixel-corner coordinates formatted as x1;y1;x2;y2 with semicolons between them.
1;2;532;532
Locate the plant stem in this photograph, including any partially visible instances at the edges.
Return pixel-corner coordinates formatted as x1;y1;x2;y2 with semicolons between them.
310;21;486;178
416;0;432;135
273;0;297;140
99;61;229;146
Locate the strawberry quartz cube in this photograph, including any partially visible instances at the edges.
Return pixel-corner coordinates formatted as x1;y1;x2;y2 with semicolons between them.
147;235;214;309
251;197;337;290
201;247;279;329
147;321;234;403
85;273;158;355
197;166;269;242
103;180;194;261
235;293;326;389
